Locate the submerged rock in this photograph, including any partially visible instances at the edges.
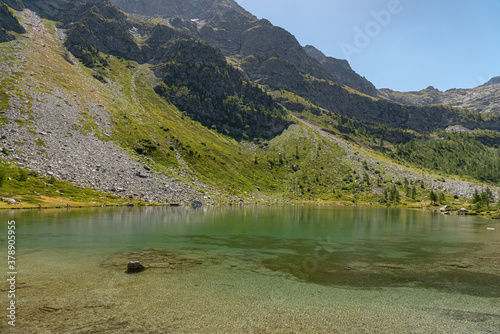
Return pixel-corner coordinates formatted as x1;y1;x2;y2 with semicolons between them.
126;261;146;273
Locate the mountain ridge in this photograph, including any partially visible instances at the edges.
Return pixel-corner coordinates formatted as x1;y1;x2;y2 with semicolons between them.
380;78;500;114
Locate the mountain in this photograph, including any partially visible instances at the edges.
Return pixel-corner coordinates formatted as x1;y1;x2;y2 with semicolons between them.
107;0;500;132
110;0;378;96
380;78;500;114
1;0;499;208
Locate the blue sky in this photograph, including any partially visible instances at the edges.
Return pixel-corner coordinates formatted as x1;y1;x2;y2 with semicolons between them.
235;0;500;92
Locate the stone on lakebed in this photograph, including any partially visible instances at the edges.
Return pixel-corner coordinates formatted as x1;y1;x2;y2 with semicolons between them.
127;261;146;273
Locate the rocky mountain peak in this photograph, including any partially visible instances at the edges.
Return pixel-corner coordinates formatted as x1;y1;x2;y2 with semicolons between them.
304;45;378;97
425;86;440;92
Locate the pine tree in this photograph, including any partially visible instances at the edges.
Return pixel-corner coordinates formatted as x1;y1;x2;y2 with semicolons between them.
364;173;370;186
472;189;481;204
438;192;446;204
411;186;417;199
379;135;384;152
389;185;400;203
483;188;494;206
429;190;437;205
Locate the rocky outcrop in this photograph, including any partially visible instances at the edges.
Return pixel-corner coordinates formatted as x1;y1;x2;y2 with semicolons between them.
63;1;143;65
304;45;378;97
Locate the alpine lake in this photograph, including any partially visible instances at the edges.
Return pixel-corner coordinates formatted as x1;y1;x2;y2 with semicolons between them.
1;205;499;333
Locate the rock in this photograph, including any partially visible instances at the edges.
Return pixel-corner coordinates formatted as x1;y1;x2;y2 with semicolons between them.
143;164;151;171
439;205;449;212
458;208;468;214
192;200;202;207
292;165;299;172
126;261;145;273
135;171;148;178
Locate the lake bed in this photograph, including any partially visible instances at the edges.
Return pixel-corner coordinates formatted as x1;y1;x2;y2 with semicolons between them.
1;206;499;333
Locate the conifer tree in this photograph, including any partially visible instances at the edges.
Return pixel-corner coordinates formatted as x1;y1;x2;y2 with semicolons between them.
429;190;437;205
411;186;417;199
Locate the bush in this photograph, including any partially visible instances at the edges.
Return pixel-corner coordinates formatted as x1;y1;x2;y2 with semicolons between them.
16;168;28;182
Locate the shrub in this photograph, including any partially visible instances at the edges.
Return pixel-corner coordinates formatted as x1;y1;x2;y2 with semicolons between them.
16;168;28;182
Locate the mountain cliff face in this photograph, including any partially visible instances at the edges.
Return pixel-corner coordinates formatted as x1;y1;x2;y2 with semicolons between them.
304;45;378;97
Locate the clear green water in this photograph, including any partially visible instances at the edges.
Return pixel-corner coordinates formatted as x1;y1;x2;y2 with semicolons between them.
1;206;499;333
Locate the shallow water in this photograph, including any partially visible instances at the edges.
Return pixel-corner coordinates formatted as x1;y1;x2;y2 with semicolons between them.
1;206;499;333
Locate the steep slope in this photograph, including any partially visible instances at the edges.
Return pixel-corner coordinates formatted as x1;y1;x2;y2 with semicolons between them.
61;0;290;139
380;78;500;115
